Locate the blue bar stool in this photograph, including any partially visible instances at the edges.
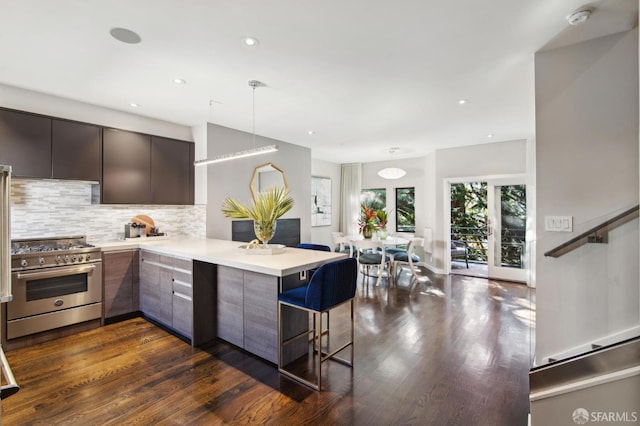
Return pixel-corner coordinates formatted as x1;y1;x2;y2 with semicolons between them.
278;257;357;390
296;243;331;252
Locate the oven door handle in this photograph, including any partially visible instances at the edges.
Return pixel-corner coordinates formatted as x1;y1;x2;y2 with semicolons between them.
16;264;96;281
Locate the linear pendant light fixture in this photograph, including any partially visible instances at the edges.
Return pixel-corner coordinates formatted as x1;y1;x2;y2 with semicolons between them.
194;80;278;166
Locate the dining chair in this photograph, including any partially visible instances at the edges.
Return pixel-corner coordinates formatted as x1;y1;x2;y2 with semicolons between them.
393;237;425;286
351;239;390;286
331;232;353;255
277;257;357;391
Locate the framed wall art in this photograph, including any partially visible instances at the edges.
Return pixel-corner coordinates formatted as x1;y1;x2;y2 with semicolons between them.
311;176;332;226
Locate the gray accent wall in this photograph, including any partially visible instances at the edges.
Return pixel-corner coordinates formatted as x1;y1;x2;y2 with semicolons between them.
534;29;639;361
205;123;311;243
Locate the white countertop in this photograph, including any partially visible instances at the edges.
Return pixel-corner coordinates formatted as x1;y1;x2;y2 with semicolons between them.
99;238;346;277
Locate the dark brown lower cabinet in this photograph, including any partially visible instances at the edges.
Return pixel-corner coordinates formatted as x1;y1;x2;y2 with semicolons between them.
103;250;140;318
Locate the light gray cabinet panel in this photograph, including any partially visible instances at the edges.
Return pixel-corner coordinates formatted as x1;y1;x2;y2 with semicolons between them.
159;265;173;326
139;251;161;320
172;293;193;337
216;266;244;348
243;271;278;364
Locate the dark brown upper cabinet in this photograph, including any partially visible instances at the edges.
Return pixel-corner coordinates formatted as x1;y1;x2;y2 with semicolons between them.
0;109;52;178
151;136;194;205
52;119;101;181
102;128;151;204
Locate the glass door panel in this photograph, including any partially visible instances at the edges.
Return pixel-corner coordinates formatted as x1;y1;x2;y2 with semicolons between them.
488;183;527;282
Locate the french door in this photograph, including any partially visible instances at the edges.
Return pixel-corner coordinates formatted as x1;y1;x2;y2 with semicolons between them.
486;179;528;282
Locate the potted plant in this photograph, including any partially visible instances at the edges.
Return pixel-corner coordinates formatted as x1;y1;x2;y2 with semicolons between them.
375;209;388;240
221;187;294;247
358;204;377;239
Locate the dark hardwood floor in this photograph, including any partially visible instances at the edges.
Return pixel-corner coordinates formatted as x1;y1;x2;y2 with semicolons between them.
2;269;534;425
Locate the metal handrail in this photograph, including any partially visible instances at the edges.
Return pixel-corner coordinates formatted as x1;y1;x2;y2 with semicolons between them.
543;205;639;258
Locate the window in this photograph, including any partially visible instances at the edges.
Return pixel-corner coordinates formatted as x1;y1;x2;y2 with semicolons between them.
361;188;386;210
396;187;415;232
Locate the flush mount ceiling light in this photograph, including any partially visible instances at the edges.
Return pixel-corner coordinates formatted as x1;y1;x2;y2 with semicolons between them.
566;9;592;26
194;80;278;166
129;102;139;108
110;27;142;44
244;37;259;46
173;78;187;84
377;148;407;180
457;99;468;105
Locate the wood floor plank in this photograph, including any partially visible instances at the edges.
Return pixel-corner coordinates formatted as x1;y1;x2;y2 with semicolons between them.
2;271;533;425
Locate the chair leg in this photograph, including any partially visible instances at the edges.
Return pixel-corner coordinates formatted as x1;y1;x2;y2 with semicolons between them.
465;254;469;268
350;299;354;366
315;312;322;390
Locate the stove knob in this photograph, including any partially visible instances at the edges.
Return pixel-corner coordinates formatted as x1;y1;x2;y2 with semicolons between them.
78;255;84;262
20;259;28;268
39;257;45;265
56;255;62;264
64;255;69;263
86;254;91;261
71;255;78;263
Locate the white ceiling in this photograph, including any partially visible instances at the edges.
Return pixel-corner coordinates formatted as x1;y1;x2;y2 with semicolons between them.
0;0;636;163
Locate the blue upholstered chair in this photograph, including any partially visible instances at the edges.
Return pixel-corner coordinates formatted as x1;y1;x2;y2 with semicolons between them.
352;239;390;286
278;257;357;390
296;243;331;252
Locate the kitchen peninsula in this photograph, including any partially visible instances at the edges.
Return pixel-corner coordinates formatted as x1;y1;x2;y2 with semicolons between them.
101;238;346;364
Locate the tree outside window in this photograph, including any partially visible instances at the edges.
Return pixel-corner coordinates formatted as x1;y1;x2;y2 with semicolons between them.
361;188;386;210
396;187;415;232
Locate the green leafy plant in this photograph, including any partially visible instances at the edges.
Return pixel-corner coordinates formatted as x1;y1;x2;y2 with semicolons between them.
375;209;388;230
221;187;294;245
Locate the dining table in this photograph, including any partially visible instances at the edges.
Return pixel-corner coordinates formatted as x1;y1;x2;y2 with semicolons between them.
345;235;410;285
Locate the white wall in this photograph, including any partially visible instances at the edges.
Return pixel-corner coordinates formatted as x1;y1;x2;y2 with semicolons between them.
205;123;311;242
361;156;427;237
423;140;528;273
535;29;639;361
311;158;341;248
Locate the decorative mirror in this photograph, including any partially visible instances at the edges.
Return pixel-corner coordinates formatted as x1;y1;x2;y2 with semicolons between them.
250;162;288;200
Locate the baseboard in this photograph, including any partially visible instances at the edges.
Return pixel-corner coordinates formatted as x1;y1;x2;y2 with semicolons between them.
538;325;640;366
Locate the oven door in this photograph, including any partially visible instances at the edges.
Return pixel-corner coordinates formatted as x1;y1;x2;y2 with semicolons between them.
8;263;102;320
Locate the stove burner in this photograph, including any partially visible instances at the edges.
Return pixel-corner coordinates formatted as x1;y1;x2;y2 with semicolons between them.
10;243;95;255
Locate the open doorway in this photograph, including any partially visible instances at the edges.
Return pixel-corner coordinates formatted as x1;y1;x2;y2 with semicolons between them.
448;179;528;283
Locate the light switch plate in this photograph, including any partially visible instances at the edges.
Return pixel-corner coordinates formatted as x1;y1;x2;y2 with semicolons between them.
545;216;573;232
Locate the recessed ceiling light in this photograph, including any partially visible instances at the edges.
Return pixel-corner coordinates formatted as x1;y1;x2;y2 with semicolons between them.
307;130;315;135
458;99;468;105
129;102;139;108
244;37;259;46
110;27;142;44
173;78;187;84
487;133;494;138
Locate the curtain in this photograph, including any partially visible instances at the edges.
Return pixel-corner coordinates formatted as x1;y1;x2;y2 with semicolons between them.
340;163;362;236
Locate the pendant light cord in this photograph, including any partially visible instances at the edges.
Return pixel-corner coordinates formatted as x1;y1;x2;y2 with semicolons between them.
252;84;256;149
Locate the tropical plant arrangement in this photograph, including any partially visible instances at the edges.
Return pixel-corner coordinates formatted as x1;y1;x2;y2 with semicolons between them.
358;204;378;238
375;209;388;239
221;187;294;247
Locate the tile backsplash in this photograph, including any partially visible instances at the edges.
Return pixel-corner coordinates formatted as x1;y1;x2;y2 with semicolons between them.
11;179;206;244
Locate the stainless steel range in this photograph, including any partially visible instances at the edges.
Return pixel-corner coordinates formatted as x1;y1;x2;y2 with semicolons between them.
7;236;102;340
